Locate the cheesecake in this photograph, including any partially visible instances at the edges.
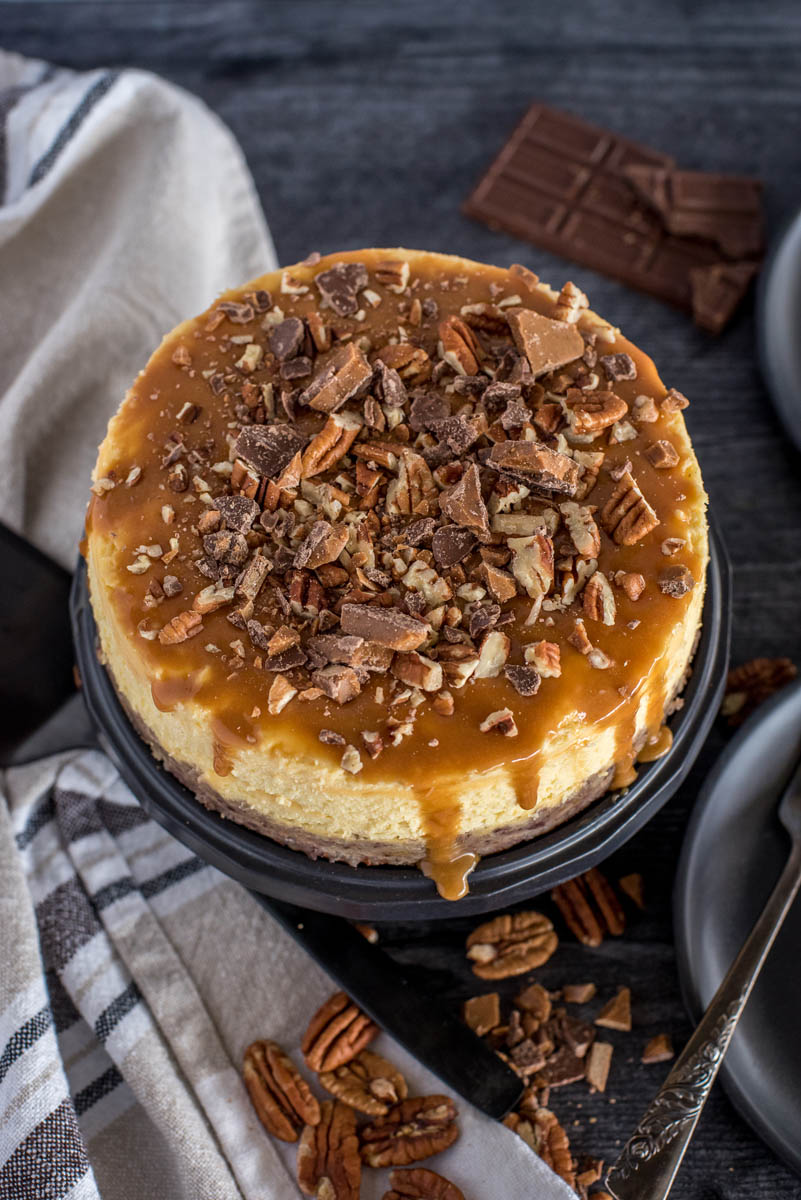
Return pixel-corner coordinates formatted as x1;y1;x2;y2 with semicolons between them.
85;249;708;899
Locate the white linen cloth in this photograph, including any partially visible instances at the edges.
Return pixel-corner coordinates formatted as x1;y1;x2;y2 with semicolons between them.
0;51;573;1200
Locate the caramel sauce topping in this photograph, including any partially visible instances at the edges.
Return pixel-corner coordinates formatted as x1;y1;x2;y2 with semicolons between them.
87;250;707;898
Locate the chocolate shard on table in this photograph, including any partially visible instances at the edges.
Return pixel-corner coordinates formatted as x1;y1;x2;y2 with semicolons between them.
463;103;762;333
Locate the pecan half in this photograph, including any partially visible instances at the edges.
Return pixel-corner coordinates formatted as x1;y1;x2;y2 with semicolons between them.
564;388;628;434
383;1167;465;1200
600;469;659;545
301;412;363;477
504;1107;575;1189
551;868;625;946
158;610;203;645
582;571;616;625
466;911;558;978
319;1050;408;1116
360;1096;459;1168
243;1039;320;1143
438;315;480;375
297;1100;361;1199
302;992;378;1072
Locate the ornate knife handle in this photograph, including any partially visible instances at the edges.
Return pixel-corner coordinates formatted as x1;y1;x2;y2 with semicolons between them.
606;842;801;1200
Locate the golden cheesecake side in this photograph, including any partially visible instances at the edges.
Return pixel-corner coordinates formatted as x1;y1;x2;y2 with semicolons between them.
86;249;708;898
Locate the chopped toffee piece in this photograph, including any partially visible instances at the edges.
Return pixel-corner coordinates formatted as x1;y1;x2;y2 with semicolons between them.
594;987;632;1032
506;308;584;377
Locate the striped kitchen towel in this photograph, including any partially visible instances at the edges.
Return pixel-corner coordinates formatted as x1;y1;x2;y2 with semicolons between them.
0;51;574;1200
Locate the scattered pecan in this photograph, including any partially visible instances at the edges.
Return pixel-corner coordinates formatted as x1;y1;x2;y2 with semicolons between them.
301;412;362;477
242;1039;320;1142
319;1050;407;1116
297;1100;361;1199
551;868;625;947
376;343;432;384
466;911;558;978
360;1096;459;1168
505;1107;575;1189
438;315;480;375
582;572;616;625
383;1167;464;1200
722;657;797;726
158;610;203;645
600;470;659;545
302;992;378;1072
564;388;628;434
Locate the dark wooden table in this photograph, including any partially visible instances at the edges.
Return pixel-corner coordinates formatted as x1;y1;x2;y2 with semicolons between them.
6;2;801;1195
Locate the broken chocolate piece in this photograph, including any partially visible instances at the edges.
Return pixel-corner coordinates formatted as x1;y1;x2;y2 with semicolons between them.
269;316;306;361
690;261;760;335
599;353;637;382
624;164;763;258
300;343;373;413
432;525;476;568
506;308;584;378
314;260;368;315
213;494;259;534
440;463;490;538
312;664;362;705
409;391;450;432
488;440;579;496
504;665;541;697
294;521;349;569
658;565;695;596
340;604;429;651
235;424;307;481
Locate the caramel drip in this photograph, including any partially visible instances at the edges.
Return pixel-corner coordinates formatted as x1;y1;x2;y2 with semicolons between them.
511;753;542;812
417;785;477;901
638;724;673;763
209;712;258;778
151;673;201;713
213;741;233;777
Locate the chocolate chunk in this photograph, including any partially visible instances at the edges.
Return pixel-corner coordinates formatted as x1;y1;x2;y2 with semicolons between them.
432;525;476;567
235;553;271;600
453;374;488;396
269;316;306;361
403;517;436;547
202;530;249;566
500;399;531;431
213;494;259;534
217;300;254;324
690;261;759;335
505;664;541;696
440;463;490;538
409;391;450;432
294;521;349;569
509;1039;547;1075
280;356;312;380
506;308;584;377
659;565;695;597
307;634;393;673
540;1045;586;1088
319;729;346;745
340;603;429;650
246;619;273;651
234;424;306;480
162;575;182;598
314;261;368;316
469;604;501;640
431;414;482;454
599;353;637;382
300;343;373;413
378;363;408;408
488;440;579;496
264;646;308;672
311;663;362;704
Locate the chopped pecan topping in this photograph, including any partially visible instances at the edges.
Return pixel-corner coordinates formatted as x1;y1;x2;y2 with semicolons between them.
524;640;561;677
479;708;518;736
375;259;410;293
564;388;628;435
268;675;298;714
393;651;443;692
302;992;378;1073
158;610;203;645
243;1039;320;1142
508;533;554;601
466;912;558;978
387;449;438;516
295;521;349;569
360;1096;459;1168
319;1050;407;1116
551;280;588;324
661;387;689;412
438;315;480;375
507;308;584;377
375;343;432;384
235;424;306;481
505;1107;575;1188
582;571;616;625
301;412;362;477
297;1100;361;1199
600;469;659;545
560;501;601;557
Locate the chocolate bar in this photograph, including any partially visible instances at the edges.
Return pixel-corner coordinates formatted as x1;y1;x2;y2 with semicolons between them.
624;165;763;258
464;104;761;332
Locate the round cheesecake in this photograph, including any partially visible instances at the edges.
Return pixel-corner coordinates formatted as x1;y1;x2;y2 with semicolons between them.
86;249;708;898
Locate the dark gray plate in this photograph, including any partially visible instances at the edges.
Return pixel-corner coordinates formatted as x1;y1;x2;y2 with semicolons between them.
758;205;801;454
675;679;801;1178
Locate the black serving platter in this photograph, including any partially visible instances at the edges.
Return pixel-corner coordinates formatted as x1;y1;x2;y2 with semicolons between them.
675;679;801;1179
71;521;730;921
758;203;801;456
